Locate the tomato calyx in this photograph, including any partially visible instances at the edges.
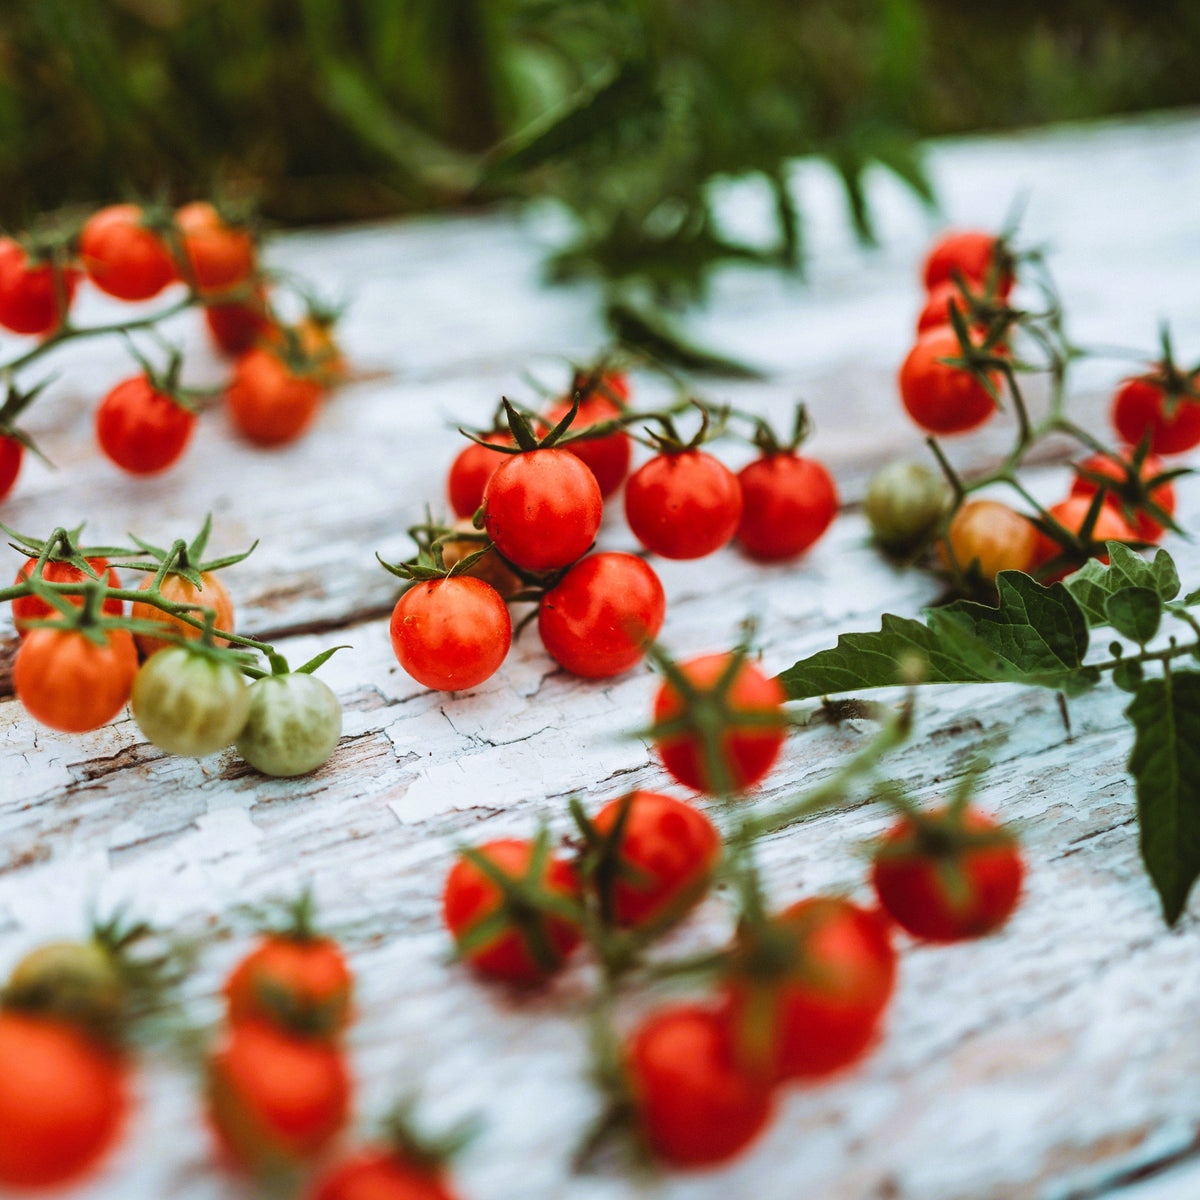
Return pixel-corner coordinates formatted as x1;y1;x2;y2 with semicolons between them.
1071;439;1188;539
1140;324;1200;421
638;397;728;455
1026;486;1148;580
461;394;582;456
373;1096;480;1178
0;379;52;462
116;513;257;593
117;336;212;416
742;401;811;457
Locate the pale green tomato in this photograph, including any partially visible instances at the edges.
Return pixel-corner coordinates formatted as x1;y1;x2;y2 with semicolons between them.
132;646;250;757
236;673;342;777
7;940;125;1030
864;461;952;557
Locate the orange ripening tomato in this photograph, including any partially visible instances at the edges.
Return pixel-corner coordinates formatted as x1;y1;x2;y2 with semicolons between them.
922;230;1013;299
267;317;348;387
14;626;138;732
1070;452;1176;542
941;499;1038;582
176;201;256;294
225;348;324;446
13;556;123;634
899;326;1000;436
0;1012;130;1190
130;571;234;658
79;204;177;302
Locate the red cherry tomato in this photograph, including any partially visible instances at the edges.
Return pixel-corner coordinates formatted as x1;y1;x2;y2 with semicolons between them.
207;1020;351;1171
442;838;582;984
543;394;631;497
899;325;1000;435
446;434;511;519
624;450;742;560
725;897;897;1081
14;626;138;732
1111;372;1200;456
225;348;324;446
537;552;665;678
96;375;196;475
0;238;79;336
482;448;603;571
79;204;177;302
389;576;512;691
13;556;123;634
1070;451;1176;542
225;935;353;1038
735;453;838;561
1034;495;1138;577
205;286;270;356
652;652;787;794
176;201;256;295
307;1150;459;1200
922;230;1013;298
0;1012;129;1190
626;1004;773;1169
871;808;1024;942
0;432;20;502
589;791;721;929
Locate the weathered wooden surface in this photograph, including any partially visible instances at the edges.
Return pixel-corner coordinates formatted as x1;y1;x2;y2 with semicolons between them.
3;112;1200;1200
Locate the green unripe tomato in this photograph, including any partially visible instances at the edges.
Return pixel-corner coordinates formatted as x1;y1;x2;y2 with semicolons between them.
132;645;250;757
6;940;126;1031
236;672;342;777
864;461;952;557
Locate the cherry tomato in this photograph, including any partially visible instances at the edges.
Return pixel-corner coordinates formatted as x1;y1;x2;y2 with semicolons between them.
572;367;629;404
207;1019;351;1171
922;230;1013;298
447;434;512;520
390;576;512;691
0;432;23;502
225;347;324;446
308;1151;459;1200
226;934;353;1038
79;204;177;301
176;201;256;294
589;791;721;929
537;552;665;678
1111;372;1200;456
96;375;196;475
482;448;603;571
131;645;250;757
205;286;270;356
871;808;1024;941
625;450;742;560
14;626;138;732
267;317;349;387
917;280;975;333
0;238;79;336
864;461;951;557
131;570;234;657
13;556;123;634
1070;451;1176;542
236;672;343;777
724;897;897;1081
735;453;838;562
6;940;125;1032
899;326;999;435
0;1013;129;1190
942;499;1038;582
652;652;787;794
1033;495;1138;576
543;394;630;497
442;838;582;984
626;1003;773;1169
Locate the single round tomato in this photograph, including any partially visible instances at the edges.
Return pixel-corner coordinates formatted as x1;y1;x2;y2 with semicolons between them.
79;204;177;301
176;201;256;294
589;791;721;929
447;434;512;520
225;348;324;446
942;499;1038;582
624;450;742;561
0;432;23;502
735;453;838;562
236;673;343;777
0;1013;129;1190
131;646;250;757
204;285;270;356
226;934;353;1038
0;238;79;336
207;1019;351;1171
537;552;664;679
922;230;1013;298
442;838;582;984
1070;451;1176;542
864;461;952;557
652;652;787;795
390;576;512;691
626;1004;773;1169
482;448;603;571
307;1151;459;1200
14;626;138;732
13;556;123;634
1111;373;1200;456
96;375;196;475
131;570;234;657
543;394;630;497
872;808;1024;942
6;940;125;1032
900;326;1000;435
724;897;897;1081
439;518;522;598
1034;495;1138;577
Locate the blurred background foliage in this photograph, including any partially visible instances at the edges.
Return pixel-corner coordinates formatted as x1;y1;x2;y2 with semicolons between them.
3;0;1199;354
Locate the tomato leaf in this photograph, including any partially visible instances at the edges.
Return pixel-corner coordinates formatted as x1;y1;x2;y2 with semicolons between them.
1126;670;1200;925
1065;544;1180;626
1104;587;1162;646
